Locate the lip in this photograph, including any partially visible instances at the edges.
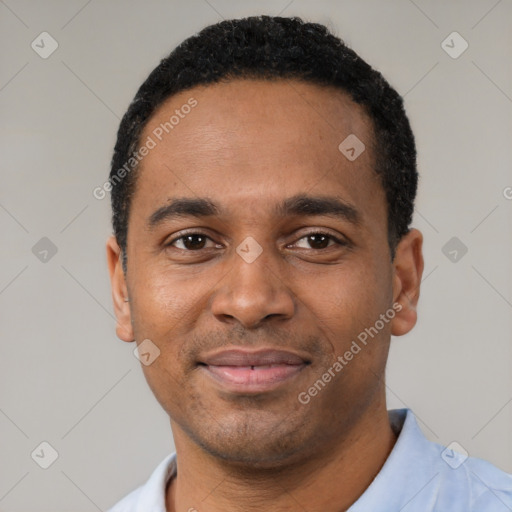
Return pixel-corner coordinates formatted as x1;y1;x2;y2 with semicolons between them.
198;348;310;394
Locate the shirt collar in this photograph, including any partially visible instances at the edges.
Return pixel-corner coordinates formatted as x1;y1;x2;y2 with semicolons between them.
347;407;441;511
131;408;507;511
134;452;176;512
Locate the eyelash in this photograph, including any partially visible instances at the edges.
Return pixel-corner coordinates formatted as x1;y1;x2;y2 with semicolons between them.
166;230;347;251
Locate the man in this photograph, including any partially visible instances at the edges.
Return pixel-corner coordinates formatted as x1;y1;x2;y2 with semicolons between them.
106;15;512;512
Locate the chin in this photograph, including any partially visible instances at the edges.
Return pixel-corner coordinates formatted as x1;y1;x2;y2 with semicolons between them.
182;409;317;470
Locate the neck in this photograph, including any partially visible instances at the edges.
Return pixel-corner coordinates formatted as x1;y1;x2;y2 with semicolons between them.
165;396;397;512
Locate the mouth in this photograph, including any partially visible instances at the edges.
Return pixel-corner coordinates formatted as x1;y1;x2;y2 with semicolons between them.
198;348;311;394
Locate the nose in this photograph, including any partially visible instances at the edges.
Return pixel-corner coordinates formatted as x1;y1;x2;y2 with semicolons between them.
210;247;295;329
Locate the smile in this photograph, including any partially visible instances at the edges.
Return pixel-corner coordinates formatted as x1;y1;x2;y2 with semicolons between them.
198;348;310;393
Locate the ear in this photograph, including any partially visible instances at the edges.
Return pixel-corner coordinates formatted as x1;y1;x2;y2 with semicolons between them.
106;235;134;342
390;228;424;336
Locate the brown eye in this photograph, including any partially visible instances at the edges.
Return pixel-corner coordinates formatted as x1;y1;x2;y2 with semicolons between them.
182;234;206;250
293;232;343;250
170;233;213;250
306;234;331;249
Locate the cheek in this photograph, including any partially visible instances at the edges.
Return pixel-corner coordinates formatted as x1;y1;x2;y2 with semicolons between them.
139;356;188;419
312;261;393;355
130;269;201;402
330;261;389;318
130;264;205;338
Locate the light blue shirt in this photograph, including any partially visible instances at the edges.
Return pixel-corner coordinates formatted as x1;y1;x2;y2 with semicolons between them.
108;408;512;511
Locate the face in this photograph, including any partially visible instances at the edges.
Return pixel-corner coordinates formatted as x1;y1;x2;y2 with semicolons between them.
107;79;423;468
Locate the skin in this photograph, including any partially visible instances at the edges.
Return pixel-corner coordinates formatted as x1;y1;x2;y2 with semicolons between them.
107;79;424;512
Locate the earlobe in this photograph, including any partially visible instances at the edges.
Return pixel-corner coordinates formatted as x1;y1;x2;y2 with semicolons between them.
106;235;135;342
390;229;424;337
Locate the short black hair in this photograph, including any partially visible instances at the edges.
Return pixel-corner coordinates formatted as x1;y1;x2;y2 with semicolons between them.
110;15;417;270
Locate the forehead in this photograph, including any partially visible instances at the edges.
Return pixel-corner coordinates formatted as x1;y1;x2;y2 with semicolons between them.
132;79;383;223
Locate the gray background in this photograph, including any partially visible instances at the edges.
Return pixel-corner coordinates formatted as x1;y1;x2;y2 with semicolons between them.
1;0;511;510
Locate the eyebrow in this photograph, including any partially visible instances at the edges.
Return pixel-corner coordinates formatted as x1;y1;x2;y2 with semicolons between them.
148;198;219;229
278;194;360;225
147;194;360;230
